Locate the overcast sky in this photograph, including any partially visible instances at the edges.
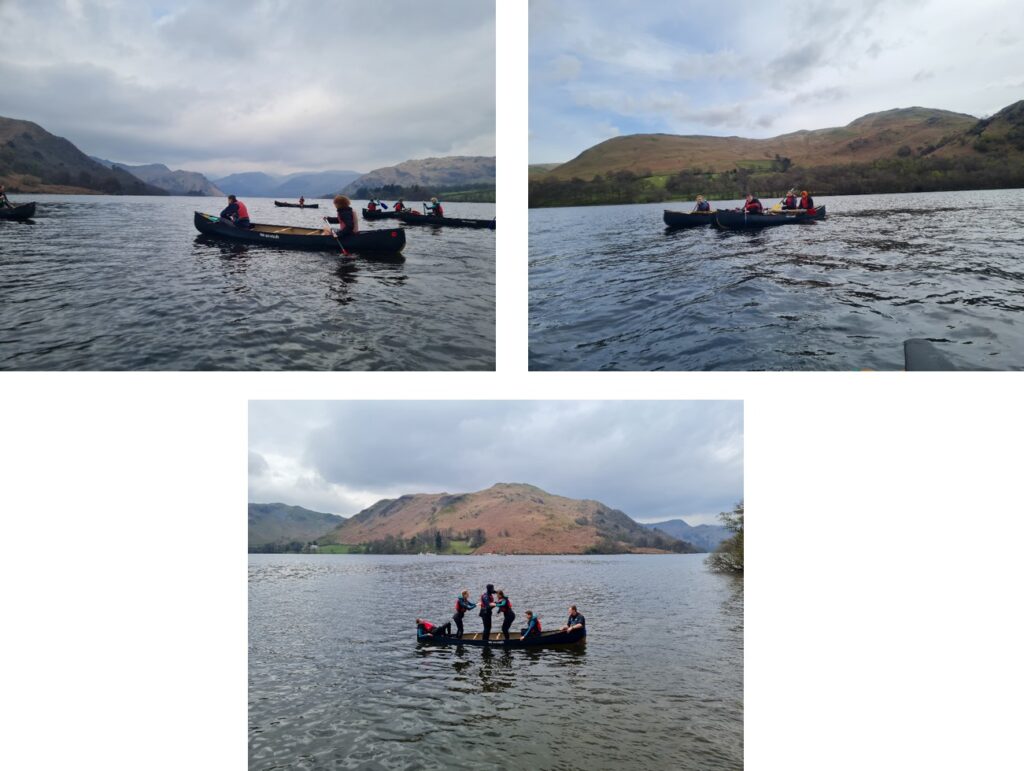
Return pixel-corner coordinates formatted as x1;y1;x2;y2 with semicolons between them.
249;401;743;526
529;0;1024;163
0;0;494;177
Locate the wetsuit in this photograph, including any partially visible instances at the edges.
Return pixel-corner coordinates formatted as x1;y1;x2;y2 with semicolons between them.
333;206;359;240
417;620;452;639
453;596;476;639
743;198;763;214
520;617;541;638
220;200;252;229
426;201;444;217
495;596;515;641
0;192;10;208
479;589;495;642
695;200;710;212
565;612;586;630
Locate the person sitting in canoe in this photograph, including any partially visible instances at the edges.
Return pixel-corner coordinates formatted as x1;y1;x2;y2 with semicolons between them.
781;189;799;210
366;199;378;212
416;618;452;639
425;197;444;217
220;195;252;228
799;190;815;210
742;193;763;215
692;195;711;213
479;583;496;642
559;605;586;633
452;589;476;639
520;610;541;639
393;198;406;212
323;195;359;240
298;196;305;207
494;589;516;642
0;184;11;207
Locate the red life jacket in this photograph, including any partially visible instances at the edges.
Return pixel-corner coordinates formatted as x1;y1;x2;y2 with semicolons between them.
784;195;796;208
421;621;435;633
535;618;542;632
367;201;377;211
235;200;250;219
394;202;405;211
434;203;444;217
498;597;512;614
744;198;762;214
800;195;814;209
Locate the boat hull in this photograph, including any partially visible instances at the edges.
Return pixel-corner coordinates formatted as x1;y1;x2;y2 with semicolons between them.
417;627;586;648
362;208;401;220
713;205;827;229
663;209;716;228
398;211;496;230
273;201;319;208
193;212;405;258
0;202;36;220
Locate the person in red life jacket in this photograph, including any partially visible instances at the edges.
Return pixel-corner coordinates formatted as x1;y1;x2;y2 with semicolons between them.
425;197;444;217
366;199;378;212
692;195;711;212
479;583;496;642
323;195;359;241
494;589;516;642
393;197;406;212
520;610;541;639
220;195;252;228
799;190;815;210
452;589;476;639
416;618;452;639
559;605;586;633
781;189;798;210
298;196;305;207
742;193;763;215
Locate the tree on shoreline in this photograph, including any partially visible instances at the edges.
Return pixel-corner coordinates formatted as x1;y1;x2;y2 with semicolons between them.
706;502;743;573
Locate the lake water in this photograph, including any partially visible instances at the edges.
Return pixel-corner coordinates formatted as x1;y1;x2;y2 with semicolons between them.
529;189;1024;370
249;554;743;770
0;196;494;370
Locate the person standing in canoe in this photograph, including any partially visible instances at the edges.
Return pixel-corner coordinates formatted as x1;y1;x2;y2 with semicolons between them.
799;190;815;210
220;194;252;228
559;605;586;633
0;184;11;207
692;195;711;213
520;610;541;639
479;583;496;642
425;197;444;217
742;193;763;215
494;589;515;642
452;589;476;639
324;195;359;240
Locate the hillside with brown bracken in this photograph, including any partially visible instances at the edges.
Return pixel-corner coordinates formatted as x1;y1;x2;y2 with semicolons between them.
319;482;696;554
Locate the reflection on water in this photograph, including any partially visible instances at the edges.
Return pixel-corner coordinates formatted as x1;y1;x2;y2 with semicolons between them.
531;188;1024;370
250;554;742;770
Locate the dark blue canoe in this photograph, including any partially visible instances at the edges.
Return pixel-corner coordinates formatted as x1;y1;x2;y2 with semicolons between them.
417;626;586;648
713;206;827;229
663;209;717;228
0;202;36;221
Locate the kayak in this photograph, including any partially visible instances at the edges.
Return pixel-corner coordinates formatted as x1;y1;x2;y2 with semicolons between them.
713;206;827;229
904;338;957;371
193;212;406;258
416;626;586;648
664;209;717;228
0;202;36;220
397;211;496;230
273;200;319;208
362;208;401;220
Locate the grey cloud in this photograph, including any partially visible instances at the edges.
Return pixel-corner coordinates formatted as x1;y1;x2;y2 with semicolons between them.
770;42;827;71
791;86;850;105
913;70;935;82
249;451;270;477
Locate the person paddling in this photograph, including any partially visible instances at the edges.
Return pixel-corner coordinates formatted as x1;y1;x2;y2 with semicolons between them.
799;189;815;210
322;195;359;241
479;583;496;643
742;193;763;215
781;189;798;210
520;610;541;639
494;589;516;642
452;589;476;639
425;197;444;217
692;195;711;213
0;184;11;208
298;196;306;207
220;194;252;228
393;197;406;212
559;605;586;633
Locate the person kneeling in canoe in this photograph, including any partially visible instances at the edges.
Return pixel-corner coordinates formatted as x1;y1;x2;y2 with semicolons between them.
220;195;252;229
425;197;444;217
742;193;763;215
416;618;453;639
452;589;476;639
559;605;586;633
520;610;541;639
494;589;516;641
799;190;815;210
692;195;711;213
324;195;359;240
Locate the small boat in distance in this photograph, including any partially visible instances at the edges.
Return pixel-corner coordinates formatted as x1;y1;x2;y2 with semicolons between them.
274;200;319;208
0;202;37;221
397;211;496;230
417;626;586;648
193;212;406;258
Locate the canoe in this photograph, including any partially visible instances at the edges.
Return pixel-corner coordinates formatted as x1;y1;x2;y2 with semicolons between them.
713;206;827;229
0;202;37;220
273;200;319;208
416;626;587;648
397;211;496;230
362;208;401;220
664;209;717;228
193;212;406;258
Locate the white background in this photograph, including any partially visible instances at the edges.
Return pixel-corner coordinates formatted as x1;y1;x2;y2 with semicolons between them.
3;2;1023;769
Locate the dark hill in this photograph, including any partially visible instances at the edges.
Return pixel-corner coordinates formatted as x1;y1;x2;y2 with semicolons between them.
248;503;345;549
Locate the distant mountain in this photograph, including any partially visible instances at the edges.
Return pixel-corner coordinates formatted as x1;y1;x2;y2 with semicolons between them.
95;161;223;196
0;115;167;195
319;482;697;555
644;519;730;553
342;156;496;196
212;169;363;198
248;503;345;549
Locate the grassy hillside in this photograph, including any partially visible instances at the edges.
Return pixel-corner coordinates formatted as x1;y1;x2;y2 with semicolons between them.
248;503;345;550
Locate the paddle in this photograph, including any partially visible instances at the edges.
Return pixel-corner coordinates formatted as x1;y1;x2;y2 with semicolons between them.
322;217;351;257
